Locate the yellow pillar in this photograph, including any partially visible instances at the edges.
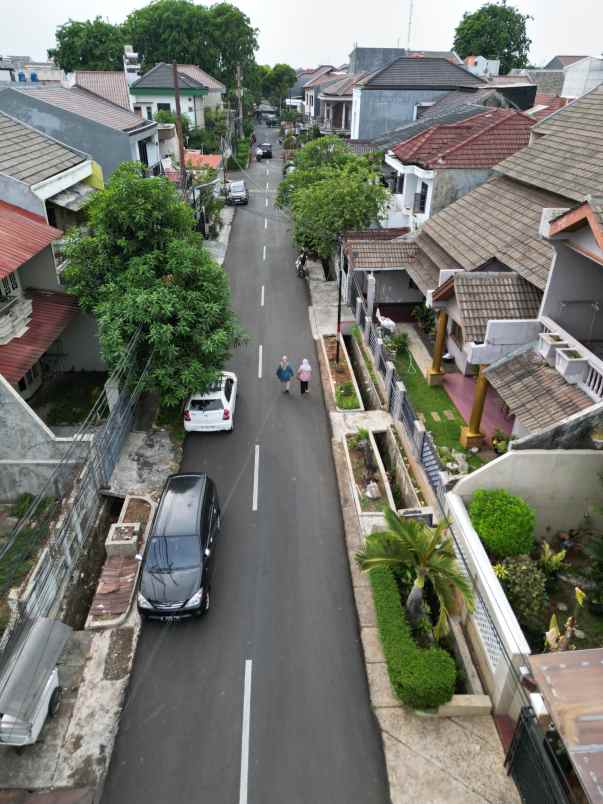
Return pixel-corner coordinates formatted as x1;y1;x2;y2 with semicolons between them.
426;310;448;385
460;366;489;449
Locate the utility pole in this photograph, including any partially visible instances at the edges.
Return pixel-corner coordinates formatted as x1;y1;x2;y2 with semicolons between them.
407;0;414;49
236;64;244;139
172;62;187;190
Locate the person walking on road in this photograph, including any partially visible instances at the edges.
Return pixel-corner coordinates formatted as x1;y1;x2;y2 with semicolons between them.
297;358;312;395
276;356;294;393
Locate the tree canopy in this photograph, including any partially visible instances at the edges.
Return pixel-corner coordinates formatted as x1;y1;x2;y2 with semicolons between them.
453;2;532;74
276;137;389;263
63;162;243;404
49;17;126;71
259;63;297;106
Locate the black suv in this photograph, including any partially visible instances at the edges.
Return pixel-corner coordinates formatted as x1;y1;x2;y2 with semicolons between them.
137;473;220;620
259;142;272;158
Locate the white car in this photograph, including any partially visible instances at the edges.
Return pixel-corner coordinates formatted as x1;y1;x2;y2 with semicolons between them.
183;372;238;432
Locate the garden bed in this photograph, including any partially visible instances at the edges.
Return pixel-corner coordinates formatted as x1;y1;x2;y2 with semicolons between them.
322;335;363;411
347;333;382;410
374;430;425;511
351;326;387;405
30;371;108;426
344;430;394;514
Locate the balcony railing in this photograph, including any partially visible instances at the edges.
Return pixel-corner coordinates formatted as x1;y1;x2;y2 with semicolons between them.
540;316;603;402
319;120;350;135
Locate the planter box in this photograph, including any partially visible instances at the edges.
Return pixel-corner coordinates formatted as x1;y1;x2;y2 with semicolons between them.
342;430;396;518
349;334;383;410
320;334;364;412
538;332;569;366
555;347;589;384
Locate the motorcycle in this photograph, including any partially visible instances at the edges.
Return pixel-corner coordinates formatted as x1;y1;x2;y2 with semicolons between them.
296;252;308;278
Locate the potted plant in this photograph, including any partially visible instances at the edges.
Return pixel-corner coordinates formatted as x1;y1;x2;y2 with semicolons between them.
555;348;589;384
491;428;510;455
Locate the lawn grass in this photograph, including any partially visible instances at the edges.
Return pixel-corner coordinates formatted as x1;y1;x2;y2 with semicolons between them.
393;351;484;471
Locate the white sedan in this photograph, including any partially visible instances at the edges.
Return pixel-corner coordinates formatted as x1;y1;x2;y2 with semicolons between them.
183;372;238;432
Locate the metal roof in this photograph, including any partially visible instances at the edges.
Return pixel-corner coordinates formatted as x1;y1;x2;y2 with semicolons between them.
10;85;154;133
0;289;79;383
0;111;87;186
0;202;62;278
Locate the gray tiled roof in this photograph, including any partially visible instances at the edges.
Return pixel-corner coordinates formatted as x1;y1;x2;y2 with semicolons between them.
75;71;130;109
406;247;440;294
362;104;491;150
178;65;225;92
422;88;514;116
451;272;542;343
10;85;153;132
360;58;485;90
320;73;365;97
131;62;207;91
347;239;417;269
421;176;566;290
0;111;87;186
485;346;593;432
544;55;586;69
497;84;603;202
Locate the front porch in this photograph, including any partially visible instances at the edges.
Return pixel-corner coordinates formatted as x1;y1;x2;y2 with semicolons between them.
442;373;513;444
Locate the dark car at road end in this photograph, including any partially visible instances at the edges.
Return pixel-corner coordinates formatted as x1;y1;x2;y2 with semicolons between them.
136;473;221;621
225;180;249;205
259;142;272;158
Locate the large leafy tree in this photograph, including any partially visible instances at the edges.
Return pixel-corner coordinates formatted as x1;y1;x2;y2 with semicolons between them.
48;17;126;71
263;63;298;107
356;510;475;639
63;163;243;404
453;2;532;74
206;3;258;90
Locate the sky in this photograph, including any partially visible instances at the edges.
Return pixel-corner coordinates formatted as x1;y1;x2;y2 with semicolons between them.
1;0;601;70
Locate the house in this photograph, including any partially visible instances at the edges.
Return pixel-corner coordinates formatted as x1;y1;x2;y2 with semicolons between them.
318;73;366;135
303;66;341;121
415;84;603;445
0;59;15;83
129;62;225;128
290;68;316;100
463;55;500;78
383;109;535;229
350;57;486;141
0;85;160;178
544;54;587;70
560;56;603;99
74;71;131;110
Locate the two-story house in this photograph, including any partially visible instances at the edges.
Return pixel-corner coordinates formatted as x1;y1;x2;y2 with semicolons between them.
318;73;366;136
130;63;225;128
0;85;161;178
350;57;486;141
412;84;603;446
303;66;341;121
383;108;535;229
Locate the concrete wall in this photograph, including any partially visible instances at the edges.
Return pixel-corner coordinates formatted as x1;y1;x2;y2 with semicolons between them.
348;47;407;74
0;175;45;217
17;247;60;291
373;270;424;304
356;88;449;140
454;448;603;538
470;319;542;365
58;312;105;371
542;243;603;342
0;89;133;177
431;168;493;215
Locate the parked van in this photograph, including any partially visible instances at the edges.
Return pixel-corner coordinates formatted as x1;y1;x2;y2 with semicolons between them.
136;474;220;620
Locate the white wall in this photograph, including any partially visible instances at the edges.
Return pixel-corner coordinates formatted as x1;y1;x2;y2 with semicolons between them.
470;319;542;365
131;93;201;127
58;312;105;372
351;86;361;139
562;57;603;99
454;448;603;537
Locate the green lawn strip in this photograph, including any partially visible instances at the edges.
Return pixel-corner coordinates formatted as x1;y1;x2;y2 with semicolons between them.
368;566;456;709
394;354;484;471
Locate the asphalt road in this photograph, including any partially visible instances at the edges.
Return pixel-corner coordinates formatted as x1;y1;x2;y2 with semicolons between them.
102;127;389;804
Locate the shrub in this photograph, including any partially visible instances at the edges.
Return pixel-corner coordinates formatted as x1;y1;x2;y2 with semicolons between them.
369;567;456;709
335;381;360;410
469;489;535;559
384;331;409;357
13;493;35;518
498;555;548;631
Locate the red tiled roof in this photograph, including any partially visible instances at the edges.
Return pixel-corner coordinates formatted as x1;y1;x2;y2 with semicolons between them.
0;290;79;384
183;150;222;169
0;202;62;279
391;109;535;169
528;95;568;121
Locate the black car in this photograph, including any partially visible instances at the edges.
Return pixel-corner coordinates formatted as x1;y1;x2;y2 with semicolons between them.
259;142;272;158
137;473;220;620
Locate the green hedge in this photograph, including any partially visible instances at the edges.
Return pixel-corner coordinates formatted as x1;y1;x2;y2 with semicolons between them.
227;138;251;170
369;567;456;710
469;488;535;559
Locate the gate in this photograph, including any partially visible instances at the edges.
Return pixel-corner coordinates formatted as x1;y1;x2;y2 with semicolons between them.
505;708;573;804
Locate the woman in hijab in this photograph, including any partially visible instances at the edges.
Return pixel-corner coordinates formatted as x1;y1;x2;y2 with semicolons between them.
296;358;312;395
276;355;294;393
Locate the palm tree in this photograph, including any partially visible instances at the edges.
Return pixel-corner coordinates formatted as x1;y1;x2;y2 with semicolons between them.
355;509;475;639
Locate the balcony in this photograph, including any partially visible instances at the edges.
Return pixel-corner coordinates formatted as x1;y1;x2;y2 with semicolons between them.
0;295;33;345
539;316;603;401
319;120;350;136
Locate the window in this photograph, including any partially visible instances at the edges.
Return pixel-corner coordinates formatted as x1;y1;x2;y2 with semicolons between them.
188;106;194;112
133;105;143;117
157;102;171;113
450;319;463;348
2;277;12;297
418;181;428;213
138;139;149;166
224;378;234;401
395;173;405;195
9;273;18;291
145;106;153;120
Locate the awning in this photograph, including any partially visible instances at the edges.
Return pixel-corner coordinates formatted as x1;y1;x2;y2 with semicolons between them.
0;289;79;384
0;201;62;279
48;180;97;212
530;649;603;803
0;618;72;721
